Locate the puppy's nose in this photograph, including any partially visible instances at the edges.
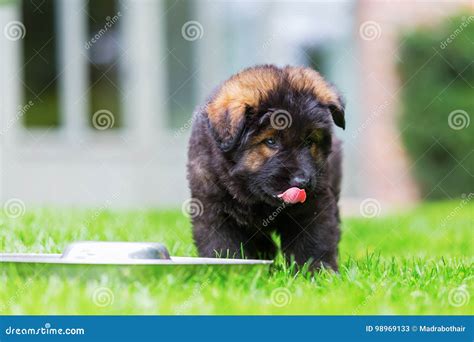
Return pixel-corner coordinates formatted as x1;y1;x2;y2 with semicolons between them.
290;176;309;188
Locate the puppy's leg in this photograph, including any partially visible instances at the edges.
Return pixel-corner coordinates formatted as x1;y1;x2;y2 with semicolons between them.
280;196;341;271
192;218;264;259
281;225;339;271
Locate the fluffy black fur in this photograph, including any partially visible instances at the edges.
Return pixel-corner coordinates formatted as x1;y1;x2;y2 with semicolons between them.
187;65;344;271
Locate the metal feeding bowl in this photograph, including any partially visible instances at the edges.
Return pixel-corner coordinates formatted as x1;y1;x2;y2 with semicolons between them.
0;241;273;266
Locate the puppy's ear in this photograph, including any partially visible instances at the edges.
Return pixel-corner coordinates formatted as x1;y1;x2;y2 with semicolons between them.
206;101;248;152
285;66;346;130
328;95;345;130
206;67;280;151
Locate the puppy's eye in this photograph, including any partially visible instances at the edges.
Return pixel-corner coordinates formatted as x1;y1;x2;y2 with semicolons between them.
264;137;277;147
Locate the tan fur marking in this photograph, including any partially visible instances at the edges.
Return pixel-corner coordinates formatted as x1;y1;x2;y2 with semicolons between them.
207;68;280;136
310;144;318;159
243;145;277;172
250;128;277;145
284;66;340;107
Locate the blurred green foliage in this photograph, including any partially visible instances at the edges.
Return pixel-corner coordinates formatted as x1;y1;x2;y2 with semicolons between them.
398;13;474;199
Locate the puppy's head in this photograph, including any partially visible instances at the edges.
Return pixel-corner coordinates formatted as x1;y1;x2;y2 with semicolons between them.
205;65;345;206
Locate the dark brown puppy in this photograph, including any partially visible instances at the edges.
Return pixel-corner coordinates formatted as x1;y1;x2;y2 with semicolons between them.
187;65;345;271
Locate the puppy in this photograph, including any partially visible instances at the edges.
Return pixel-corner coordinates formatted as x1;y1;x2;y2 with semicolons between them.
187;65;344;271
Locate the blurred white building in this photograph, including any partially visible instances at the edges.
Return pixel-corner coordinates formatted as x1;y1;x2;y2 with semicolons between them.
0;0;359;208
2;0;468;210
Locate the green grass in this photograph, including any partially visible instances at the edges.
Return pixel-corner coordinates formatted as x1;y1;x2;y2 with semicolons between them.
0;201;472;315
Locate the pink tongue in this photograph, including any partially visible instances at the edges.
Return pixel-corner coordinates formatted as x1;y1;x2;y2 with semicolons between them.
277;187;307;204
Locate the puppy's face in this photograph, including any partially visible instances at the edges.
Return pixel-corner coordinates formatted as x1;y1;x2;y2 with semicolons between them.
234;107;333;205
206;65;345;206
